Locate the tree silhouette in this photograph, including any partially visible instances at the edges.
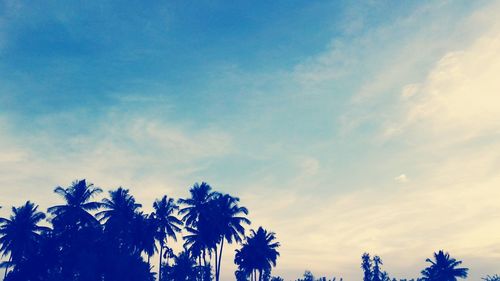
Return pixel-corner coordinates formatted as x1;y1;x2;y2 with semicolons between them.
0;179;283;281
152;195;183;281
362;253;373;281
134;213;158;264
235;227;280;281
163;251;198;281
483;274;500;281
179;182;218;278
178;182;216;227
212;193;250;281
0;201;49;278
97;187;145;254
372;256;383;281
421;250;468;281
48;179;103;231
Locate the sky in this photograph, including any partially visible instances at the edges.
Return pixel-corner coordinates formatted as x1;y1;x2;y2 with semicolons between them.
1;0;500;280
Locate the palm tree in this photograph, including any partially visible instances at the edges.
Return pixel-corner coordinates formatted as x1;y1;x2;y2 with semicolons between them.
179;182;218;273
361;253;373;281
235;227;280;281
134;213;158;263
167;251;198;281
152;195;183;281
421;250;468;281
372;256;383;281
0;201;49;278
183;226;205;265
212;193;250;281
178;182;216;226
48;179;103;230
97;187;143;252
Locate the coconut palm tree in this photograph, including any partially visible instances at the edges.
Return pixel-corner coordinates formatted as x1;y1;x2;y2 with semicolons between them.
212;193;250;281
167;251;198;281
421;250;468;281
235;227;280;281
0;201;49;279
48;179;103;230
134;213;158;263
184;226;205;265
152;195;183;281
98;187;141;225
97;187;143;252
179;182;218;274
178;182;216;226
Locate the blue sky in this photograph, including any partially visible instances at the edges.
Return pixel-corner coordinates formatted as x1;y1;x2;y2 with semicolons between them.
1;0;500;280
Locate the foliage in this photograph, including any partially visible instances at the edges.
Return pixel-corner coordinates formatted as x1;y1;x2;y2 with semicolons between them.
483;275;500;281
421;250;468;281
361;253;390;281
235;227;280;281
0;178;478;281
0;179;259;281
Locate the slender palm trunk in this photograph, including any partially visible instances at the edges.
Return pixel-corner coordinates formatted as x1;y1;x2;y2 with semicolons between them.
216;239;225;281
202;248;207;267
159;243;164;281
3;254;12;279
214;245;219;281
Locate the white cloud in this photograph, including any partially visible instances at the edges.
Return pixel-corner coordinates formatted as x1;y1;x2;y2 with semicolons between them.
243;2;500;280
394;174;408;183
0;112;233;212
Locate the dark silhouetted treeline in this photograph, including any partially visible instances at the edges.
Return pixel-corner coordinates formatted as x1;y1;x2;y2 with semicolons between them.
360;251;468;281
0;180;279;281
0;179;497;281
291;250;474;281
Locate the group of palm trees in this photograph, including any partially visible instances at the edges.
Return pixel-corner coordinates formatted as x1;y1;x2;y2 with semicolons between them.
361;251;469;281
0;180;280;281
0;179;496;281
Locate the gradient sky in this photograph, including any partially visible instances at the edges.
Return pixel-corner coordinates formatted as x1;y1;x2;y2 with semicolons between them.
1;0;500;280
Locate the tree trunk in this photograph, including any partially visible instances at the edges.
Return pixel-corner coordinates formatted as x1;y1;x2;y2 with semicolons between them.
203;248;207;267
214;245;219;281
216;239;225;281
159;243;164;281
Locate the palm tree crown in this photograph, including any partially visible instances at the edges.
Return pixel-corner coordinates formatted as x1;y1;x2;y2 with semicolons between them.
48;179;103;229
421;250;468;281
152;195;183;281
97;187;145;253
98;187;142;230
235;227;280;281
178;182;215;227
0;201;49;268
212;193;250;281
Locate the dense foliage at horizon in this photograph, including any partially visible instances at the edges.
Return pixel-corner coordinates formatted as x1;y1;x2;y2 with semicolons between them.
0;179;494;281
0;179;279;281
